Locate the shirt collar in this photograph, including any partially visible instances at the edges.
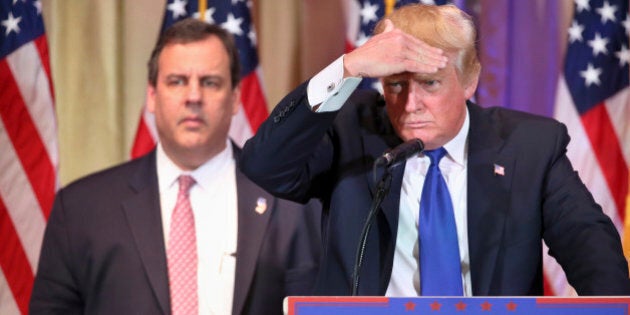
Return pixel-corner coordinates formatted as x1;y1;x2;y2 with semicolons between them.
442;106;469;167
156;139;234;192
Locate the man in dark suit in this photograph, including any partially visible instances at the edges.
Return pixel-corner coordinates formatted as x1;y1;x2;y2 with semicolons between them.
239;4;630;296
30;19;320;315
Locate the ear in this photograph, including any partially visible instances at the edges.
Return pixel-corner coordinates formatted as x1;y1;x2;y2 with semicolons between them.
146;84;157;113
231;84;241;116
464;74;479;100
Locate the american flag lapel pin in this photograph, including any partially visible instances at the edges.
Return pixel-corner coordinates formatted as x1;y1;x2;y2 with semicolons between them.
255;197;267;214
494;164;505;176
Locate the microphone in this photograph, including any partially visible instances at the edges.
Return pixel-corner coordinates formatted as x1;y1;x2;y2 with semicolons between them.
375;138;424;168
352;138;425;295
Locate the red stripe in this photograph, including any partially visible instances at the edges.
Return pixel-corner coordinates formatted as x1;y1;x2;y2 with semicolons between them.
239;73;268;133
543;275;555;296
344;39;355;54
0;60;56;219
580;103;628;221
0;197;35;315
130;115;157;159
33;36;55;102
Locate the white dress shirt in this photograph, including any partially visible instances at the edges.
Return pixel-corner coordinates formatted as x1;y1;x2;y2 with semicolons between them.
385;112;471;297
307;56;473;296
157;140;238;314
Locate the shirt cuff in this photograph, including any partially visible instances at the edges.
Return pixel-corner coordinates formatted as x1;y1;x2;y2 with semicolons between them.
307;55;362;113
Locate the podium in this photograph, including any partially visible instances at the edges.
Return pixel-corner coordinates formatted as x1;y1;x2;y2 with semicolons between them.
285;296;630;314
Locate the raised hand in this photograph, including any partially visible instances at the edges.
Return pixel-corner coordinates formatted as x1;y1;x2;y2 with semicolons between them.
343;19;448;79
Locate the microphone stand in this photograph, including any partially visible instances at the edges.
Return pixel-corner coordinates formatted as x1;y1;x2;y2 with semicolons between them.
351;164;392;296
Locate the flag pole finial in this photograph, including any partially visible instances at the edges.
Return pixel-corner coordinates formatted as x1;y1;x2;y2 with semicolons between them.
385;0;395;16
198;0;207;20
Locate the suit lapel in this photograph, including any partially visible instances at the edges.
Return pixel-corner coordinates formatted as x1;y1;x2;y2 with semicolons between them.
466;104;516;295
232;165;273;315
121;151;171;315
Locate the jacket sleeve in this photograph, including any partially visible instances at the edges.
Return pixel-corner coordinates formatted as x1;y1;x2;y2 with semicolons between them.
239;81;339;203
541;122;630;295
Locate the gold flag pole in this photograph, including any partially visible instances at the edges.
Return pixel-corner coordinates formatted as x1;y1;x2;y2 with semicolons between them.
385;0;396;16
198;0;207;20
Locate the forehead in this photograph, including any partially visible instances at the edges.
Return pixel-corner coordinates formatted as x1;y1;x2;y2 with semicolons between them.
158;36;229;71
384;63;457;82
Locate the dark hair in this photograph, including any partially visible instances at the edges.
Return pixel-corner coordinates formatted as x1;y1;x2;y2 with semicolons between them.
147;18;241;88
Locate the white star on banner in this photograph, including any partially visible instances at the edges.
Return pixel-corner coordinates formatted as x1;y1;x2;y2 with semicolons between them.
360;1;379;25
193;7;215;24
596;1;617;24
580;63;603;86
33;0;42;15
2;12;22;36
622;14;630;35
575;0;591;13
222;13;243;36
248;29;256;47
588;32;609;56
168;0;188;20
568;21;584;43
615;44;630;66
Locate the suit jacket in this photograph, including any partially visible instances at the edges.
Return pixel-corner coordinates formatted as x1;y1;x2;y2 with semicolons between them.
239;81;630;296
30;146;321;315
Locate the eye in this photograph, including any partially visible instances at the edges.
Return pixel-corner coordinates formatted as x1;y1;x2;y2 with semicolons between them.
201;77;221;87
166;77;186;86
421;79;440;91
385;81;406;94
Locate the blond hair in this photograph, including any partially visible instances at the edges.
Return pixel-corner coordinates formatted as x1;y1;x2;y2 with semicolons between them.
374;4;481;85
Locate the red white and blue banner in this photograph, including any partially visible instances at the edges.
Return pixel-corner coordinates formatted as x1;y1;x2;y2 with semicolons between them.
0;0;58;314
287;297;630;315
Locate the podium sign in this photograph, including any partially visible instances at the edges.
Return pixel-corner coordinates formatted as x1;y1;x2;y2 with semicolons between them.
286;296;630;315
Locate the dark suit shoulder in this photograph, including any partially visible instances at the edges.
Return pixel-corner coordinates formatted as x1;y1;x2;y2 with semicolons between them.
468;102;568;147
62;152;153;193
55;152;156;217
471;103;563;133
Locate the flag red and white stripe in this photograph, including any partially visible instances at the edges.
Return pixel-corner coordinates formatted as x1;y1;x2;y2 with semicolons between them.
130;0;268;159
550;0;629;296
0;1;58;314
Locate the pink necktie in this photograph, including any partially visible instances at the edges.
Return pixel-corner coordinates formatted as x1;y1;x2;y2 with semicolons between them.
167;175;198;315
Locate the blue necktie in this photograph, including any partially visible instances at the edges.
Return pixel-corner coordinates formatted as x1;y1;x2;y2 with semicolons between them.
419;148;463;296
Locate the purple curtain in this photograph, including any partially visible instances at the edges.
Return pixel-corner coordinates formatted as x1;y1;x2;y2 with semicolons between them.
473;1;565;117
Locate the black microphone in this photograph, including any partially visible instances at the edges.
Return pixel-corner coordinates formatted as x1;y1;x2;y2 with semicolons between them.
352;138;425;295
375;138;424;168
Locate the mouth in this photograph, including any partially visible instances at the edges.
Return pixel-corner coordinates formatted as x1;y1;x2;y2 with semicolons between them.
179;116;205;127
405;121;430;128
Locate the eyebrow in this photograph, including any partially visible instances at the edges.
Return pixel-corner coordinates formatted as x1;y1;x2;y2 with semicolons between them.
164;73;224;81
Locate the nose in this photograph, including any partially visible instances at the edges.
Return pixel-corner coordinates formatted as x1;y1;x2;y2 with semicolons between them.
186;81;202;105
404;81;424;113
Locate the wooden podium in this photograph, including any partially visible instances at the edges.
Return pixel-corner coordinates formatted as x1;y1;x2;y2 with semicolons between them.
285;296;630;314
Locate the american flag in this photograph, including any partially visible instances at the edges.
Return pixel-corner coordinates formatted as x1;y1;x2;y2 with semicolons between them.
130;0;268;158
0;0;57;314
343;0;449;92
551;0;629;295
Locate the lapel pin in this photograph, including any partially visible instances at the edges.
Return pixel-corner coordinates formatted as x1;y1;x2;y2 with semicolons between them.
494;164;505;176
255;197;267;214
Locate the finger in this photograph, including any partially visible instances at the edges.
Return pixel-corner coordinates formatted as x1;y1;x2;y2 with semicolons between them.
382;19;394;33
